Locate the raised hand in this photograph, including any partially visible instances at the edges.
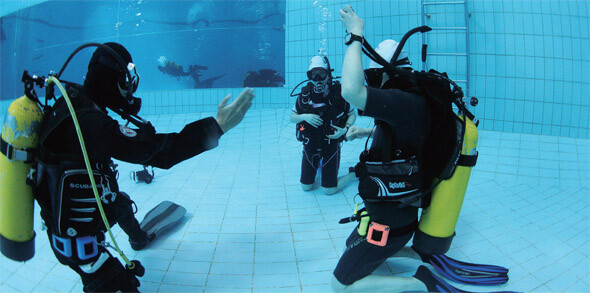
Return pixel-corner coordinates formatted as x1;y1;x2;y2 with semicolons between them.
339;5;364;35
215;88;255;133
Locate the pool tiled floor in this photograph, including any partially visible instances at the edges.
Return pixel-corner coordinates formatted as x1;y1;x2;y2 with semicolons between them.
1;108;588;292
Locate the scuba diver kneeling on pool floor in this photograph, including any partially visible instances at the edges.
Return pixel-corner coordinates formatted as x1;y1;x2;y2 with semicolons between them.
0;42;254;292
332;5;515;293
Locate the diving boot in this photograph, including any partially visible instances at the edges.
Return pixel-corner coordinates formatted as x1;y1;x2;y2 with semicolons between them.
129;230;155;251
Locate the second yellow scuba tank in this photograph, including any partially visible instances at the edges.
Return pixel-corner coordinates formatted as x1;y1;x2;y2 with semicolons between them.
413;114;478;254
0;95;43;261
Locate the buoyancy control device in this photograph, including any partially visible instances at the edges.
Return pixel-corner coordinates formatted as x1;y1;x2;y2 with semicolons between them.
295;82;349;143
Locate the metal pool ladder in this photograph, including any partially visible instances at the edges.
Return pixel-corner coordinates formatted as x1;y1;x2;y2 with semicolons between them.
421;0;471;100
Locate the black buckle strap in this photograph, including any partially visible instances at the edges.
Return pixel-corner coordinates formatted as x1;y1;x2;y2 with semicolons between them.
0;136;34;163
457;152;478;167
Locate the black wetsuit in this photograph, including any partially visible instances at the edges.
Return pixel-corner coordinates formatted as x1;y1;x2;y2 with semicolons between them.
35;85;223;292
293;84;351;188
333;86;431;285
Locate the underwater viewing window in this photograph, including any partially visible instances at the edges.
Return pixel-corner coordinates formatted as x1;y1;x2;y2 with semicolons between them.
0;0;286;100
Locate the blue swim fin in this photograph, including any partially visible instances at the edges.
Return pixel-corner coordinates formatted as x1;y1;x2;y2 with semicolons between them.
427;254;509;286
412;246;509;286
414;265;470;293
414;265;518;293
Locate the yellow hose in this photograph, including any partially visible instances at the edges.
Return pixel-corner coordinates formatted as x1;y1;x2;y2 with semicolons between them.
47;77;133;269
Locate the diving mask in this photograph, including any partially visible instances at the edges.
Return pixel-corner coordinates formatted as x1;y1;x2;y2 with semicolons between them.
307;68;329;82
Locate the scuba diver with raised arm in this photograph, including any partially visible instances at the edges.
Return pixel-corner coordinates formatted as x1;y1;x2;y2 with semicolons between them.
332;5;514;293
290;55;356;195
29;42;254;292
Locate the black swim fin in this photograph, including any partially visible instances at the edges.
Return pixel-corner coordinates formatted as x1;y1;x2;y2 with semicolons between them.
140;201;186;239
412;247;509;286
414;265;518;293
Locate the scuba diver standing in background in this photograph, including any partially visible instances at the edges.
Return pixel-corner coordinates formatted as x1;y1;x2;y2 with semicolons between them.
333;5;513;292
31;42;254;292
290;55;356;195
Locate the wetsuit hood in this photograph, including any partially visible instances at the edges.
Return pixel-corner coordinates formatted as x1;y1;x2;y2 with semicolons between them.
83;42;140;114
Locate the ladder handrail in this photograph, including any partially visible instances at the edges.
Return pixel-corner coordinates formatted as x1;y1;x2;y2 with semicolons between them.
421;0;428;71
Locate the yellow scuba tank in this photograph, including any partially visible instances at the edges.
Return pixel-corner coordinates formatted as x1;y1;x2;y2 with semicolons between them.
0;95;43;261
413;114;478;254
